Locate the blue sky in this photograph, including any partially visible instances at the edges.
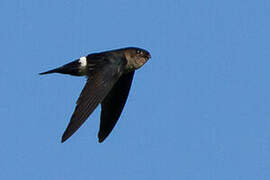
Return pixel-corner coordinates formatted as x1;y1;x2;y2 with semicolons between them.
1;0;270;179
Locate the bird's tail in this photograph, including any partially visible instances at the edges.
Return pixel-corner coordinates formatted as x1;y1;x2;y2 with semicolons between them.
39;60;82;76
39;68;61;75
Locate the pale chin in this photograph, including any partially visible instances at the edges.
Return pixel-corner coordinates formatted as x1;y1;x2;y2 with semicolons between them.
136;57;148;69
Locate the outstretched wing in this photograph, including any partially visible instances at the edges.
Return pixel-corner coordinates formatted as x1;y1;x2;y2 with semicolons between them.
98;71;135;142
61;58;125;143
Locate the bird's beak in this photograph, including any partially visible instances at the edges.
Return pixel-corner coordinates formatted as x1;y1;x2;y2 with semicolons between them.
146;53;151;59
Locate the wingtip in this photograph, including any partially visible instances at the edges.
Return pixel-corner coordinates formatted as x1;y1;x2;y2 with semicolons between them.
98;138;104;143
39;71;52;75
61;134;68;143
98;133;107;143
61;138;65;143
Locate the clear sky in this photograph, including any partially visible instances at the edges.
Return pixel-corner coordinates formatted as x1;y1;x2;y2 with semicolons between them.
1;0;270;179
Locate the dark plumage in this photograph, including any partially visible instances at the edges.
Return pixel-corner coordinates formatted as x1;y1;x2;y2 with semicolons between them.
40;47;151;143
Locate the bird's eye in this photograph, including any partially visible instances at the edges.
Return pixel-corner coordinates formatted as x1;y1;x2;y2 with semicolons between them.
136;50;142;54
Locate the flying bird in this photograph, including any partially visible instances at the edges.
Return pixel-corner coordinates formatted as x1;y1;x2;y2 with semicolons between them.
40;47;151;143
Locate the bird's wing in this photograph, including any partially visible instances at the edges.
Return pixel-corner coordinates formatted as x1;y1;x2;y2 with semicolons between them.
98;71;135;142
61;58;125;142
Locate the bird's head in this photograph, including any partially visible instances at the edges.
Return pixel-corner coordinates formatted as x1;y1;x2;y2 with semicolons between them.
124;47;151;70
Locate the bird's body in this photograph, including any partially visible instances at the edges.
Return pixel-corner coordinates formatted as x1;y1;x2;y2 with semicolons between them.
40;47;151;143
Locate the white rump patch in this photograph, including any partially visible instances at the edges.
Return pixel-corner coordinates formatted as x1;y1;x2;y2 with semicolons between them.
79;56;87;67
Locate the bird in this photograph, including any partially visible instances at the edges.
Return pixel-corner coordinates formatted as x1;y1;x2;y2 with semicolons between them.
40;47;151;143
